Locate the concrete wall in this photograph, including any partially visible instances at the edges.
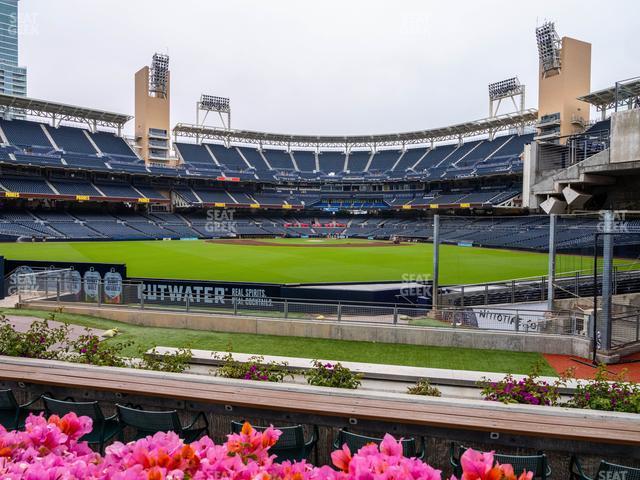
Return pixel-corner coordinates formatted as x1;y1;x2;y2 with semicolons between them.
611;108;640;164
27;302;592;357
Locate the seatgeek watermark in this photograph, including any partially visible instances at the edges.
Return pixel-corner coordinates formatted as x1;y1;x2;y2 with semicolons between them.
205;209;237;235
400;273;432;298
597;211;630;233
8;11;39;37
598;472;627;480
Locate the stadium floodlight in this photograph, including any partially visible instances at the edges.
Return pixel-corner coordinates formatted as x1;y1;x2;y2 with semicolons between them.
199;95;230;113
149;53;169;98
196;94;232;132
488;77;526;128
535;22;561;76
488;77;523;100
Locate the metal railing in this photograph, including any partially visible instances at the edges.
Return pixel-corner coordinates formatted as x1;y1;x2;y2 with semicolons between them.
433;305;589;336
9;268;74;302
16;278;592;337
611;311;640;349
536;129;610;171
442;264;640;308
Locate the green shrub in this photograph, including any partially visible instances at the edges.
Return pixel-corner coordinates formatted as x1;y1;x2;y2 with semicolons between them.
305;360;362;389
479;363;564;406
215;352;292;382
141;347;193;373
69;328;133;367
0;313;193;373
407;378;441;397
566;364;640;413
0;314;70;359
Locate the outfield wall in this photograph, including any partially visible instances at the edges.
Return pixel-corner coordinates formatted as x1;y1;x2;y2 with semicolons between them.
25;301;592;357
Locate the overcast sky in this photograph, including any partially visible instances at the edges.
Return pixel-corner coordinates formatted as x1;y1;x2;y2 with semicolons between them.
18;0;640;136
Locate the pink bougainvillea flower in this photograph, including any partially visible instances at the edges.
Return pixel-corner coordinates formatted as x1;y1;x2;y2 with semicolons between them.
331;443;352;472
0;414;535;480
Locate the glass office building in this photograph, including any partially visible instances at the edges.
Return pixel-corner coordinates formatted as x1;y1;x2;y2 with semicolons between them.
0;0;26;96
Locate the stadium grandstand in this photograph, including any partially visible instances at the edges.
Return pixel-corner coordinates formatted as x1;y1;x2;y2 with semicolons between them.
0;23;636;252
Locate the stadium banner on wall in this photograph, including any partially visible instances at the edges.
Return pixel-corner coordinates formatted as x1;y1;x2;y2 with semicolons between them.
103;269;123;304
4;260;126;300
439;307;549;332
131;278;282;308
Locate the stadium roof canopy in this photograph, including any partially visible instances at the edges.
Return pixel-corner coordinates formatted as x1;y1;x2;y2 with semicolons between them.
578;77;640;112
174;109;538;149
0;93;132;131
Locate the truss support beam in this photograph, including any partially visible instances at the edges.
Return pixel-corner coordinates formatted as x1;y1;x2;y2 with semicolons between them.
174;110;538;150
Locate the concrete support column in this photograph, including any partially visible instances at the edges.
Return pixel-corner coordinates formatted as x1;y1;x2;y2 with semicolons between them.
547;214;557;310
600;211;614;350
432;215;440;309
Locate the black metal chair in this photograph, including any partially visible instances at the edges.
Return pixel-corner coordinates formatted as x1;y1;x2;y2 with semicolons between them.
450;443;551;479
570;456;640;480
230;420;318;462
333;428;425;459
43;396;122;452
0;389;43;431
116;404;209;442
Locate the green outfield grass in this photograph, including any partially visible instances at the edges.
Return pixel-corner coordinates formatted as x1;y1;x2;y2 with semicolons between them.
0;238;602;284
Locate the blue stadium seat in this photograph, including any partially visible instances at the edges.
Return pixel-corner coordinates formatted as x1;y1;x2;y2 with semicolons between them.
0;176;55;195
90;131;138;158
346;151;370;172
262;149;295;170
47;125;97;154
317;151;346;173
207;144;249;171
291;151;316;172
0;119;53;148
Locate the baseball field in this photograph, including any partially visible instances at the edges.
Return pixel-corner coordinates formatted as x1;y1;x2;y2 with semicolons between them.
0;237;600;284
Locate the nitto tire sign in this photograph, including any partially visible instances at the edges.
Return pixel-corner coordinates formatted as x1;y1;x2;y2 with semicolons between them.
442;308;547;332
471;308;546;332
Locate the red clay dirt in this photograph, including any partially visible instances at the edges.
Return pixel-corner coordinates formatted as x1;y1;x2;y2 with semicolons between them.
544;353;640;382
204;239;409;248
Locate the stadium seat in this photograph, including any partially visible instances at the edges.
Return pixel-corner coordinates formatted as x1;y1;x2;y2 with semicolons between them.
570;456;640;480
334;428;425;460
43;396;123;452
0;389;43;431
450;444;551;479
230;421;318;462
116;404;209;442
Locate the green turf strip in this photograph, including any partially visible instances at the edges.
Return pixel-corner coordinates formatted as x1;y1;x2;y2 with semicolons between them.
0;308;556;375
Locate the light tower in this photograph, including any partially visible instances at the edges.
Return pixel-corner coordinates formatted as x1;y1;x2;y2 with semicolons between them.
488;77;526;136
135;53;171;164
535;22;591;142
196;95;231;130
194;94;231;144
